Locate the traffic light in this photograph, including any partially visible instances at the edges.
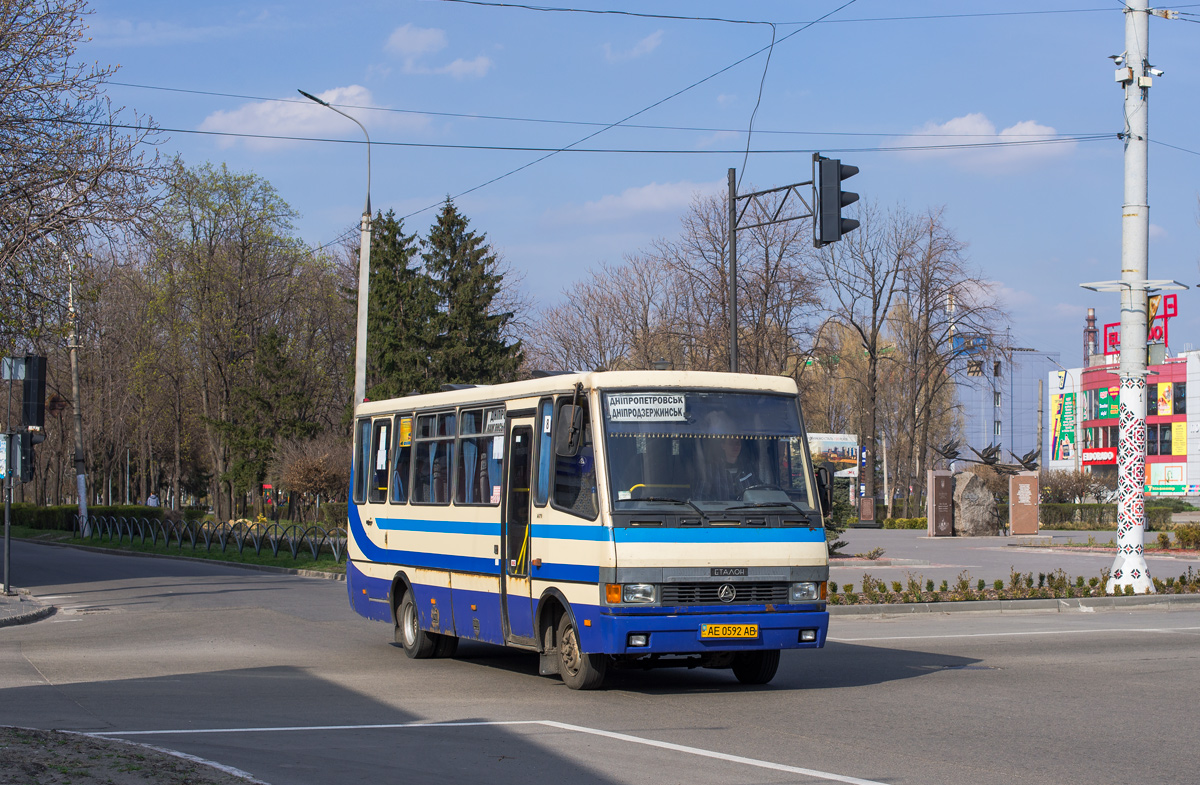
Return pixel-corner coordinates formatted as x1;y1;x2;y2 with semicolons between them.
21;355;46;428
14;430;44;484
813;154;860;247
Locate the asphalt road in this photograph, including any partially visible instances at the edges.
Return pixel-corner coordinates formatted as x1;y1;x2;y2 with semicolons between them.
2;540;1197;785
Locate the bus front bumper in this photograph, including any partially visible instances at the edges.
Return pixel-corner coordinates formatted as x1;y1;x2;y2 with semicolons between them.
581;605;829;655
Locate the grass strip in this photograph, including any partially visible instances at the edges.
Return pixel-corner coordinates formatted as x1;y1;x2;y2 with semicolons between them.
10;526;345;574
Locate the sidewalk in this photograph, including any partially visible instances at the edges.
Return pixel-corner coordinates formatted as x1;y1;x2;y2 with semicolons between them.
0;588;56;627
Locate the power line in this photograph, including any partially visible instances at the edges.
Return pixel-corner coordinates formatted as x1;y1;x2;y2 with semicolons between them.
60;116;1115;154
105;81;1098;138
437;1;1122;25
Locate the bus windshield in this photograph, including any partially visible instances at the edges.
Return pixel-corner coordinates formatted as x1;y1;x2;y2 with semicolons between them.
601;390;816;513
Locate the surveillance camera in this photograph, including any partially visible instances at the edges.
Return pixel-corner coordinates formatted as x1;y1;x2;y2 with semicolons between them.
1149;67;1164;77
1108;54;1124;65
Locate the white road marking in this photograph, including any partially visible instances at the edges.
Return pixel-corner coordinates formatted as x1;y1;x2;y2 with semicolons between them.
92;719;889;785
831;625;1200;642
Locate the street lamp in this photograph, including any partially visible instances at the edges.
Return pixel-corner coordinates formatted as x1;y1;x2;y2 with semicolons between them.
299;89;372;407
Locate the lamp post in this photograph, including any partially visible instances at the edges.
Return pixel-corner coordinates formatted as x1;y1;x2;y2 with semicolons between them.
299;89;372;408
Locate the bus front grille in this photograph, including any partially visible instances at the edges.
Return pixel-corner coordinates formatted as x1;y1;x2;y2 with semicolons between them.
660;582;789;605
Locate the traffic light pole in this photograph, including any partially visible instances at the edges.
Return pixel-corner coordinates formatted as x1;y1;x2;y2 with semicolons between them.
4;371;12;596
726;167;820;374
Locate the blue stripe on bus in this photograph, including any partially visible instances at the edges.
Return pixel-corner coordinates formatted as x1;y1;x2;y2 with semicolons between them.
351;502;600;581
375;517;500;536
530;523;611;542
612;527;826;544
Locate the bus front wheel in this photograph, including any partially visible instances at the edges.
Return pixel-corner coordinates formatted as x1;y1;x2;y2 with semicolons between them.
731;650;780;685
557;614;607;690
396;593;436;659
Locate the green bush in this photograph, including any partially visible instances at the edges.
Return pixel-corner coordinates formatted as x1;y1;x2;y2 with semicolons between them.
881;517;927;529
10;504;165;531
1175;523;1200;550
1040;503;1173;530
320;502;348;527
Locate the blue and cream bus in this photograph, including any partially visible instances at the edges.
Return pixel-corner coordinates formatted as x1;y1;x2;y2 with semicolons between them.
347;370;831;689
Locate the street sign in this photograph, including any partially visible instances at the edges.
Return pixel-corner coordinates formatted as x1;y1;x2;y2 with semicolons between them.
1;357;25;381
0;434;6;476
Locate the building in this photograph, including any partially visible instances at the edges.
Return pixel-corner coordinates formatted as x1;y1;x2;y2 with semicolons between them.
1048;297;1199;495
957;346;1061;470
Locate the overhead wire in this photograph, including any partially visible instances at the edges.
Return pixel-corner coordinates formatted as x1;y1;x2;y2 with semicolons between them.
105;81;1097;138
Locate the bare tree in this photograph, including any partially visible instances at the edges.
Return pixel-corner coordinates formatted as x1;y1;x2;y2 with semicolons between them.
0;0;159;345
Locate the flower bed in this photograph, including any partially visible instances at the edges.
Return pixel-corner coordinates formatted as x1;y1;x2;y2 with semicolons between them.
827;568;1200;605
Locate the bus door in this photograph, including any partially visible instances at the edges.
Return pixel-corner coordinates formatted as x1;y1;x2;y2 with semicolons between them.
501;420;536;644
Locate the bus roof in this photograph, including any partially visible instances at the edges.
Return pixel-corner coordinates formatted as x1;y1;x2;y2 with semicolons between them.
354;370;798;416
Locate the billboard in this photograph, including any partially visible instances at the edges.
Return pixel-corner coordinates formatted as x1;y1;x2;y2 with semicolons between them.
808;433;859;472
1050;393;1077;461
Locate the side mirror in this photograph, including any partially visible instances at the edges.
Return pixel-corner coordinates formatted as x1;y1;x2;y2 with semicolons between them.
555;405;584;457
815;466;832;517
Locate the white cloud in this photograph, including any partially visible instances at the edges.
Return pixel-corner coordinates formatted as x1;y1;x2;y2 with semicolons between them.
1150;224;1167;241
197;85;427;151
604;30;663;62
549;180;723;224
716;94;737;107
893;113;1074;171
384;23;492;79
386;23;447;60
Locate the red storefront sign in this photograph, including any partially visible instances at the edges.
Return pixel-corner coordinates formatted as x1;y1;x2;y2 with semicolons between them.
1104;293;1177;355
1083;447;1117;465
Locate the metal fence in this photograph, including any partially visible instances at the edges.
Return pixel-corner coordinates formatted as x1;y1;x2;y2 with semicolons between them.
74;515;347;563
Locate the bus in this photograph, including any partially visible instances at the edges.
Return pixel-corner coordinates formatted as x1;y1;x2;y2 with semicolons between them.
346;370;831;689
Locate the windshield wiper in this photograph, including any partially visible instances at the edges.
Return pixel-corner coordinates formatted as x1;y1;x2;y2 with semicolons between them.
627;496;710;522
727;500;811;518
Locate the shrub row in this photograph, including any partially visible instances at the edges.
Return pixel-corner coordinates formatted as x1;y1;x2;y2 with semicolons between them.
1039;503;1173;530
1175;523;1200;550
9;504;165;531
828;568;1200;605
882;517;927;529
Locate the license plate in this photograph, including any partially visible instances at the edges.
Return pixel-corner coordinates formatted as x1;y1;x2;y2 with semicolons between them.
700;623;759;639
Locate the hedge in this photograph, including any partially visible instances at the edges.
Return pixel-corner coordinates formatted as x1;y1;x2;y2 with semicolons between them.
1039;503;1172;530
882;517;927;529
9;504;166;531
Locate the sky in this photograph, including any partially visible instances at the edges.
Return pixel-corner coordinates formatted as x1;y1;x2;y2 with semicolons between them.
78;1;1200;366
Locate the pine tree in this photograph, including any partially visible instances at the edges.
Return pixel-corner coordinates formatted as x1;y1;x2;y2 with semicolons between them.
423;198;522;386
366;210;438;398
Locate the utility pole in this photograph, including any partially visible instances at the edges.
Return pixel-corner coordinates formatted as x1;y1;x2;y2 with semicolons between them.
727;168;738;373
68;272;89;536
1082;1;1182;594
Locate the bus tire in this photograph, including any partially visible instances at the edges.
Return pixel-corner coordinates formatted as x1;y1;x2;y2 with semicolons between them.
432;634;459;658
731;650;780;685
557;614;607;690
396;593;436;659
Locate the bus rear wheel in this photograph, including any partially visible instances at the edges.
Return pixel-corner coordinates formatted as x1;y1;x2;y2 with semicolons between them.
731;650;780;685
396;593;436;659
557;614;607;690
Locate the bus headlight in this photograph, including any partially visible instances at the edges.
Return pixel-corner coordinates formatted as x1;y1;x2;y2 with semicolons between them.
790;582;819;602
622;584;656;603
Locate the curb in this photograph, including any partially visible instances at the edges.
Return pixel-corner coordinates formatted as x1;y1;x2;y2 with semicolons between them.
0;604;57;628
829;592;1200;617
16;537;346;582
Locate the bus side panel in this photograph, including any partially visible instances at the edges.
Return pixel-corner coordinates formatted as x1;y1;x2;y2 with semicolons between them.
451;573;505;645
347;560;392;623
409;568;455;636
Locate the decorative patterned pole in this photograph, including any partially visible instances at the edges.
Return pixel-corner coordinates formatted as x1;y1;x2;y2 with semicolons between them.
1110;0;1152;594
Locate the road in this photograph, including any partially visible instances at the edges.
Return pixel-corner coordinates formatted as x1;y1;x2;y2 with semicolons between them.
1;540;1197;785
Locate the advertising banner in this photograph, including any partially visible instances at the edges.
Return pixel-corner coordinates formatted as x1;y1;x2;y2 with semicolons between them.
1158;382;1174;416
1083;447;1117;465
1098;386;1119;419
808;433;858;472
1050;393;1077;461
1172;421;1187;456
1149;463;1186;486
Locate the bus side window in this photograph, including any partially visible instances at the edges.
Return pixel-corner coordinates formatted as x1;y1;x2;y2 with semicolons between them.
391;415;412;504
368;418;391;504
534;398;553;506
353;418;371;504
552;401;597;519
413;413;454;504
